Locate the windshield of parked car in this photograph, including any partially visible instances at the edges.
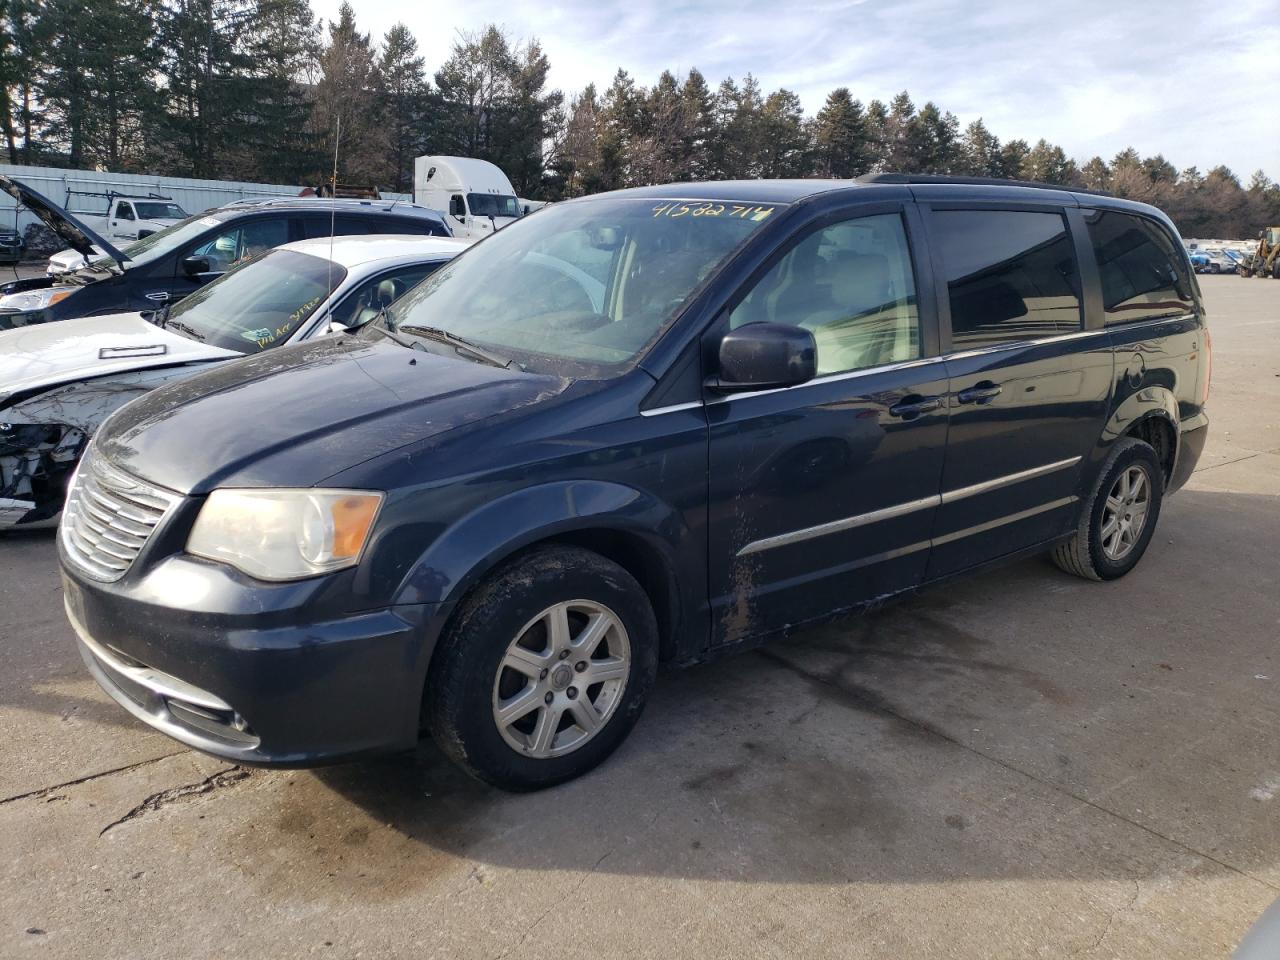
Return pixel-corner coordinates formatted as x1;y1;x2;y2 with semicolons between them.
387;197;782;376
72;212;230;275
134;201;187;220
163;248;344;353
467;193;521;219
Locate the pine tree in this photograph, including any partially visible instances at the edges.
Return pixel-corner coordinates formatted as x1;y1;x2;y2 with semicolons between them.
714;74;764;179
378;23;427;193
599;69;641;187
39;0;161;170
758;88;807;178
999;138;1029;179
812;88;870;178
910;102;959;173
1080;156;1109;191
960;119;1001;177
494;39;562;196
152;0;262;179
560;84;604;197
863;99;889;171
243;0;322;183
434;25;516;160
11;0;39;161
679;68;716;181
311;2;388;185
1024;139;1076;185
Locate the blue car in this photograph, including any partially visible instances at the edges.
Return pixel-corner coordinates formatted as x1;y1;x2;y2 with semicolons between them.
61;174;1211;790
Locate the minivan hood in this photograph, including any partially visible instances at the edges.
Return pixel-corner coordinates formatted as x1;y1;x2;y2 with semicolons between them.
0;174;128;266
0;312;239;399
97;335;566;494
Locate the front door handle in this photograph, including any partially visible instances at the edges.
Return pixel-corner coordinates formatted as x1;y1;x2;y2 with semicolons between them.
889;395;943;419
144;291;170;303
956;381;1002;404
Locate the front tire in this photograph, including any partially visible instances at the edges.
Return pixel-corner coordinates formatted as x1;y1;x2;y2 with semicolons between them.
1051;437;1165;581
425;545;659;791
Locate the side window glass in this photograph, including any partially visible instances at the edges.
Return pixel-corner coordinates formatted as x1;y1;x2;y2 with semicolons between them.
332;215;374;236
330;264;441;329
117;203;135;221
933;210;1081;349
237;218;289;262
190;227;242;273
728;213;919;376
1084;210;1194;324
449;195;466;218
302;216;332;240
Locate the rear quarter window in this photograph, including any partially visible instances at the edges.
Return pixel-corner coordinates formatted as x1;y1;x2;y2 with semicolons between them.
932;208;1082;349
302;214;448;239
1083;210;1194;325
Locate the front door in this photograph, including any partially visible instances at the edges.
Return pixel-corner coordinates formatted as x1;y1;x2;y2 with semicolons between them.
165;217;292;305
706;207;949;647
923;205;1114;578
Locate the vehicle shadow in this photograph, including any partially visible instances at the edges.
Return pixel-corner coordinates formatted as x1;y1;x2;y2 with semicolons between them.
306;484;1280;890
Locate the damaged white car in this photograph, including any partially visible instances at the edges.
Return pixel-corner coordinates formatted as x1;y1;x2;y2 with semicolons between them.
0;233;469;529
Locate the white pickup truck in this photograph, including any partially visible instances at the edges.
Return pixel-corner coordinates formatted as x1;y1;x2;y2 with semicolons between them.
46;194;188;275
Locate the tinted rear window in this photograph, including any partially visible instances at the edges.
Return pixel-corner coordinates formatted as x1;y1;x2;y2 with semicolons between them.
303;213;447;239
933;209;1082;349
1084;210;1194;324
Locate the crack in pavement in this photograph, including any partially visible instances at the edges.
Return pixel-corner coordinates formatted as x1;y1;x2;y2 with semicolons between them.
1071;878;1142;958
0;750;188;807
492;847;615;960
757;648;1280;894
98;766;250;837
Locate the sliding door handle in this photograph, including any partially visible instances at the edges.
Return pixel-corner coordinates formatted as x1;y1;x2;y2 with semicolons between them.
956;381;1002;404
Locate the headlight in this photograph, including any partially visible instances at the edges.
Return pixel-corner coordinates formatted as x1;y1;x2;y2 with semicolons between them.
186;489;384;581
0;287;75;313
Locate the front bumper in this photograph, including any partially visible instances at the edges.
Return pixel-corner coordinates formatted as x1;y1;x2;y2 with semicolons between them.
62;559;446;766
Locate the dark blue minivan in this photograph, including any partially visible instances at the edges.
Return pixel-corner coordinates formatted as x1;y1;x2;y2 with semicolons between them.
60;175;1210;790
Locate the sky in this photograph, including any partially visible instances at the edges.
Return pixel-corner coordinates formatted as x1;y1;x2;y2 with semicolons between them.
313;0;1280;179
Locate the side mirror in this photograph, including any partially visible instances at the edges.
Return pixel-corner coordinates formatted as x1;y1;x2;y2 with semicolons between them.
181;255;211;277
708;322;817;393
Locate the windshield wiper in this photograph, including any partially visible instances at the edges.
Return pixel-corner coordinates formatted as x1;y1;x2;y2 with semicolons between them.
143;302;172;328
165;318;205;342
398;324;522;370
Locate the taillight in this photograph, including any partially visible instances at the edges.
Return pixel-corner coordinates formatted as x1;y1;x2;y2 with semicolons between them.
1202;326;1212;405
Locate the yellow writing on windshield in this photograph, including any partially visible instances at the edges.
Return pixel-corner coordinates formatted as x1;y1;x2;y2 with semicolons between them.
652;202;775;222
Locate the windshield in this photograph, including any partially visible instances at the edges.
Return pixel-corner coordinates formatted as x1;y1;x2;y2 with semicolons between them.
77;212;229;273
165;248;344;353
389;196;781;375
134;201;187;220
467;193;521;219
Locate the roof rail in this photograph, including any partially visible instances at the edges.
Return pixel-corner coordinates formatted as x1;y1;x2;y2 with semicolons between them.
856;172;1113;198
216;196;437;214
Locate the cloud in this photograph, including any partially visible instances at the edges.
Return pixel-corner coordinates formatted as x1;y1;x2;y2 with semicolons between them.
314;0;1279;176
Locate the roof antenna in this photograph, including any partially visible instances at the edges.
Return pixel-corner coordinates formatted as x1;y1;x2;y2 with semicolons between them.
327;116;341;307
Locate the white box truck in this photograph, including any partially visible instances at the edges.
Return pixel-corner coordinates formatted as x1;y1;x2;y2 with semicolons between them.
414;156;524;240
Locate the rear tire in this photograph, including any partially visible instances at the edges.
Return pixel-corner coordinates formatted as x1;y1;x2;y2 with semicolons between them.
425;545;659;791
1051;437;1165;581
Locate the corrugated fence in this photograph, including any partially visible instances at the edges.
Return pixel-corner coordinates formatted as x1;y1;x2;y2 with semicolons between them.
0;163;412;237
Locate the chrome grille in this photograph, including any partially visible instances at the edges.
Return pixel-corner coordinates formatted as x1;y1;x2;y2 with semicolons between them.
61;451;179;581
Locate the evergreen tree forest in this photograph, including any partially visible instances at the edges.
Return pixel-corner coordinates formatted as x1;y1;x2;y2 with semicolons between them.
2;0;1275;235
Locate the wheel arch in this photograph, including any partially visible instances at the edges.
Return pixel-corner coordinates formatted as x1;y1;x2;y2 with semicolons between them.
394;480;695;667
1097;386;1180;486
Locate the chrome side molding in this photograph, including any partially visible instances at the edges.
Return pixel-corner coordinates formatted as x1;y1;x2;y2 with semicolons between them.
737;456;1082;557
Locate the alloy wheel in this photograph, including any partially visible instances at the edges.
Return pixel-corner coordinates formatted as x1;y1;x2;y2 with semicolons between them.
491;599;631;759
1101;465;1151;561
